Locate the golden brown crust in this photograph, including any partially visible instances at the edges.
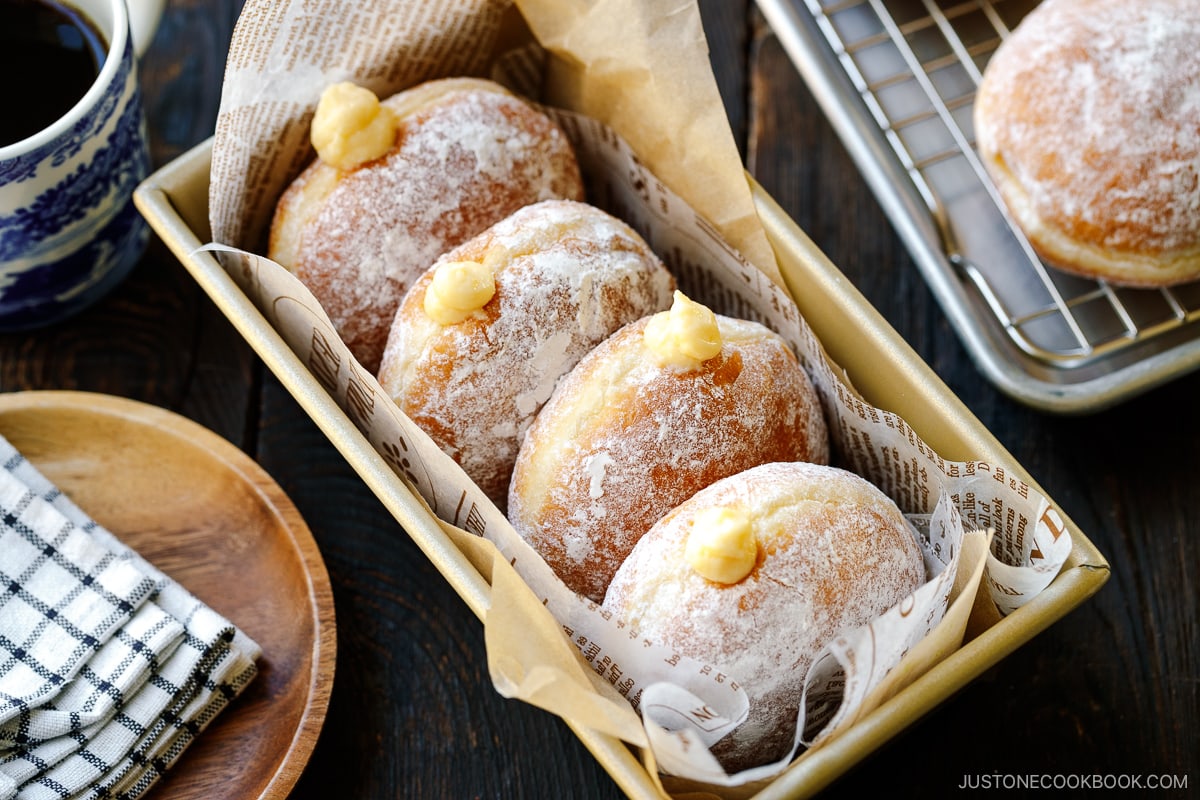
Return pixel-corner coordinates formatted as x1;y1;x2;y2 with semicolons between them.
377;200;675;507
268;78;585;371
507;315;830;603
974;0;1200;286
602;461;925;773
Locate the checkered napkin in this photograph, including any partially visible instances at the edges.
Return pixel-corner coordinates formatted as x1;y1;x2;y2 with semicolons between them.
0;438;261;800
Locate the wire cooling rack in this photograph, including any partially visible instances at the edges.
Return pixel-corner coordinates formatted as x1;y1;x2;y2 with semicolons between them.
756;0;1200;412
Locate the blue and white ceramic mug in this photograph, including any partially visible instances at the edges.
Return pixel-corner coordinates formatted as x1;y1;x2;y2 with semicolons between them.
0;0;163;330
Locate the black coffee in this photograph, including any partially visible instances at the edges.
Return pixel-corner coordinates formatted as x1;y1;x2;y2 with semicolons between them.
1;0;108;146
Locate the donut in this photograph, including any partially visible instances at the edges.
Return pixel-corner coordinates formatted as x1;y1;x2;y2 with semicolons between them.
507;292;830;603
602;461;925;773
268;77;585;371
376;199;676;507
973;0;1200;287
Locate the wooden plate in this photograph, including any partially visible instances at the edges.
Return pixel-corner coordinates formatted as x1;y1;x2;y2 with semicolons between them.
0;391;335;800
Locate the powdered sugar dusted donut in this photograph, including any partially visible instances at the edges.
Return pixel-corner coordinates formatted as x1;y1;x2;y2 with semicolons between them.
507;292;830;603
974;0;1200;286
602;461;925;773
376;199;675;506
268;77;585;371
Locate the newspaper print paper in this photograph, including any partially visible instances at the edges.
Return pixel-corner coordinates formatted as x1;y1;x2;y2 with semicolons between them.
202;0;1072;787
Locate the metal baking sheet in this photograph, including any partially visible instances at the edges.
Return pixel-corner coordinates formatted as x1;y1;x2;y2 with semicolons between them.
756;0;1200;413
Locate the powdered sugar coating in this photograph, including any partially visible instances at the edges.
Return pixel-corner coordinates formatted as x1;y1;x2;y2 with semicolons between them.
377;200;676;506
602;461;924;773
507;315;831;604
974;0;1200;285
269;79;584;370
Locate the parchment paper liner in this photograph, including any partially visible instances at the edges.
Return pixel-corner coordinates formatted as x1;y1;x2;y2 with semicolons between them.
204;0;1072;793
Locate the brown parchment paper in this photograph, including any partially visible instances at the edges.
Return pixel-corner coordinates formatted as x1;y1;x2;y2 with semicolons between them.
209;0;778;285
204;0;1073;794
514;0;779;283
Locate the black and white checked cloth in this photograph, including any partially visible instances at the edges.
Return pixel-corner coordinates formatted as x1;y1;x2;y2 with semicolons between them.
0;438;260;800
0;602;184;747
0;472;158;728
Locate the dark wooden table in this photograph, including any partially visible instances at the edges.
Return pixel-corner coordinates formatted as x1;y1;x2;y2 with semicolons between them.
3;1;1195;797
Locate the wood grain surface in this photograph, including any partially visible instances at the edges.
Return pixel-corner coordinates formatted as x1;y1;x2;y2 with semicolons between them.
0;1;1194;798
0;392;335;800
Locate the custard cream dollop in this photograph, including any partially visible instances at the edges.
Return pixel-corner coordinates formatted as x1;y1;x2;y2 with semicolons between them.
424;258;497;324
643;290;722;369
685;506;757;584
311;82;398;170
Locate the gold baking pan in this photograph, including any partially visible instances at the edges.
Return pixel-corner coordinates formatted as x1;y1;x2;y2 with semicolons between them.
134;138;1110;800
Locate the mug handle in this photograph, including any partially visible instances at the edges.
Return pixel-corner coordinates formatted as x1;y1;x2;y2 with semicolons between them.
127;0;165;57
